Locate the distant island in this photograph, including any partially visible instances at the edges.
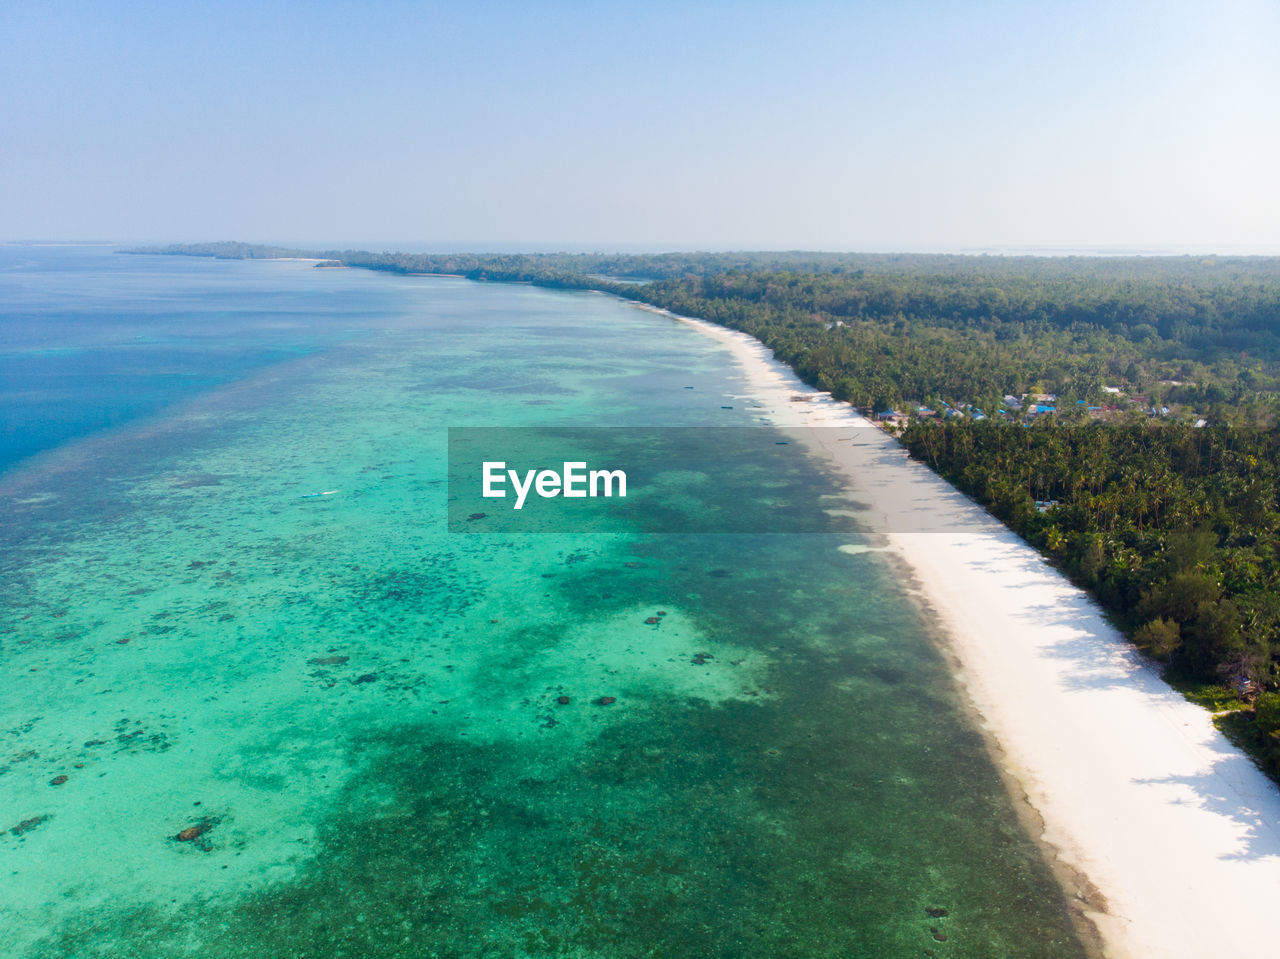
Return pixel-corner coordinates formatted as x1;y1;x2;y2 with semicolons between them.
128;241;1280;779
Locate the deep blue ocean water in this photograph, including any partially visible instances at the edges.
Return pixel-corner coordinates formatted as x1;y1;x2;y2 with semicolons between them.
0;246;416;472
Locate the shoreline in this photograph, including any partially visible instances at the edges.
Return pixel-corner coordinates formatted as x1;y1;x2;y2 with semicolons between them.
642;302;1280;958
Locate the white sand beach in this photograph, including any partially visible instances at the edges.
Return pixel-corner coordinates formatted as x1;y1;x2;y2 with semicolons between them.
651;304;1280;958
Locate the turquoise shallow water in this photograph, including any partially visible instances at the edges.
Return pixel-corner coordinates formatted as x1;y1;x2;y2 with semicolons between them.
1;251;1087;957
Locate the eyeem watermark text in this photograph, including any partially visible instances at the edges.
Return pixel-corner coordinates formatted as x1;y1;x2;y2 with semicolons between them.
482;461;627;510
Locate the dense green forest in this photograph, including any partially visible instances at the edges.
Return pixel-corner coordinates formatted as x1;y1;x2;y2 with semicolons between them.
132;242;1280;775
623;265;1280;417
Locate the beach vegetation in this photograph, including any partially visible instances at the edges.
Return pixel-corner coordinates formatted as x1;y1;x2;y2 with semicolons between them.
1254;692;1280;736
1134;618;1181;661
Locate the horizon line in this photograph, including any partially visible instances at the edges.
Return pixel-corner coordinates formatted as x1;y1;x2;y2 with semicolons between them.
8;239;1280;258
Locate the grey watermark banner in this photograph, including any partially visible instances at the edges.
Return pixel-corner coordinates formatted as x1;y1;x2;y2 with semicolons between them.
447;427;853;534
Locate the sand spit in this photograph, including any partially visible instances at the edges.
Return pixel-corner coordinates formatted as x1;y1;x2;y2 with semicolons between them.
646;303;1280;958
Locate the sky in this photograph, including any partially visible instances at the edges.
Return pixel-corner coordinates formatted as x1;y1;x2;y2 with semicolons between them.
2;0;1278;252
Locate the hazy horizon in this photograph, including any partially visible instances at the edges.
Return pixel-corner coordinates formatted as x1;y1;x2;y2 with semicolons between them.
10;240;1280;259
4;0;1278;251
